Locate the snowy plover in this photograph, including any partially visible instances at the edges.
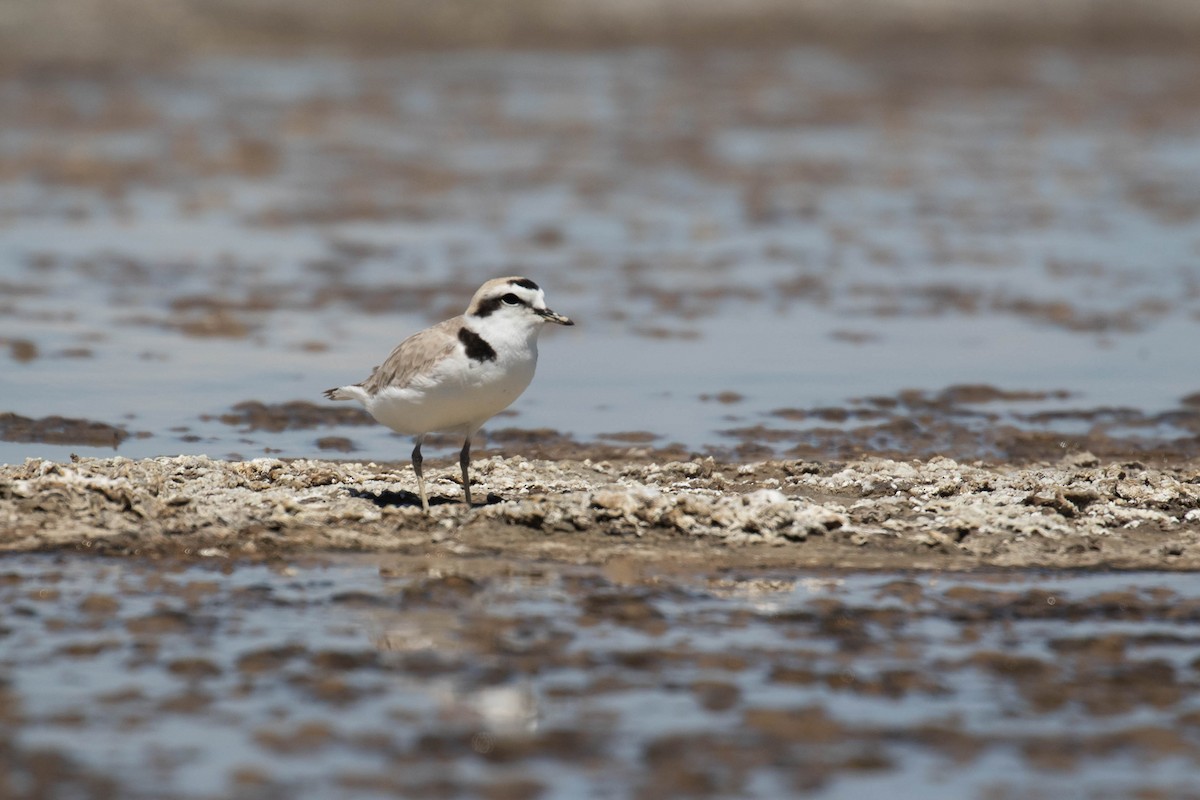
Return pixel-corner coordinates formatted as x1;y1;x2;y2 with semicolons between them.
324;277;573;512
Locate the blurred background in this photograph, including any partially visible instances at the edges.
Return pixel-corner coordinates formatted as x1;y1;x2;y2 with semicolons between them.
4;8;1200;800
3;0;1200;464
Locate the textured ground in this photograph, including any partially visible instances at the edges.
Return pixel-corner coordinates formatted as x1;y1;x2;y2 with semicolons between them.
5;0;1200;66
4;453;1198;570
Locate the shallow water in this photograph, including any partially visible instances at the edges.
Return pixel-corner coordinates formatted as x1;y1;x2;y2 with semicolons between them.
4;554;1200;798
3;47;1200;464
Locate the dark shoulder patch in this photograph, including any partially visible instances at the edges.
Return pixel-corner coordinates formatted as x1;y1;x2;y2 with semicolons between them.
511;278;539;291
458;327;497;362
473;295;503;318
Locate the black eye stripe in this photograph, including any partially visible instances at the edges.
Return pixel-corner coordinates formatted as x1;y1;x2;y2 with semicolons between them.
472;293;530;318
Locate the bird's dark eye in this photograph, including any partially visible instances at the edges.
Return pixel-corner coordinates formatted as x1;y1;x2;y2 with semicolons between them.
501;293;521;306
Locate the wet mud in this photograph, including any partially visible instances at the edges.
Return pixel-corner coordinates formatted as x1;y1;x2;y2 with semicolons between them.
0;412;146;449
729;385;1200;463
10;386;1200;466
210;401;375;434
6;0;1200;65
5;43;1200;462
185;387;1200;463
3;555;1200;798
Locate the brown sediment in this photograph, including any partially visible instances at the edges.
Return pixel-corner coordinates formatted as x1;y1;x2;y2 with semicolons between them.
598;431;661;444
5;339;39;362
700;392;745;404
931;385;1074;404
715;386;1200;463
0;413;145;448
631;326;702;341
829;329;881;344
6;0;1200;68
171;309;258;338
209;401;375;433
315;436;356;453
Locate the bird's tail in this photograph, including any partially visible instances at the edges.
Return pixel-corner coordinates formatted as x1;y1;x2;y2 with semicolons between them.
324;386;356;401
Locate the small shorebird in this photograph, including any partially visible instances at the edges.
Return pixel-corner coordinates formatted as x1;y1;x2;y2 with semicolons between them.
324;277;573;512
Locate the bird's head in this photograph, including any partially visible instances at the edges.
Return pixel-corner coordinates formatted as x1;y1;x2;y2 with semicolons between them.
467;277;574;328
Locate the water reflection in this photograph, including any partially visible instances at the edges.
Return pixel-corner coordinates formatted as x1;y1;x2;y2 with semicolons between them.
3;555;1200;798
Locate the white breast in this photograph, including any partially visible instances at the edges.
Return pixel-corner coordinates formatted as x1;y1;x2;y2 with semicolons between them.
366;334;539;436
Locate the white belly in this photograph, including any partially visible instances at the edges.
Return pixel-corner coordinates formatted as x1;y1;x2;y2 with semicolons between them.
365;353;536;437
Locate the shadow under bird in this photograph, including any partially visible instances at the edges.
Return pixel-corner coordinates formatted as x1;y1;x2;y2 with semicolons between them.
323;277;574;512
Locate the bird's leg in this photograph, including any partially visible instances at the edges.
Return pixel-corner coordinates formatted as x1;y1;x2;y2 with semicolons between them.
459;437;472;507
412;437;429;513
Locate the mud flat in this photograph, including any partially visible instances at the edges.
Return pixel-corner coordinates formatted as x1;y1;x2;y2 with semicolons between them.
5;454;1200;798
3;452;1198;570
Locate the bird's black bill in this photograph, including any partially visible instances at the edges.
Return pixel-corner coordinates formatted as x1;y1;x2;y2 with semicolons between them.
538;307;574;325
